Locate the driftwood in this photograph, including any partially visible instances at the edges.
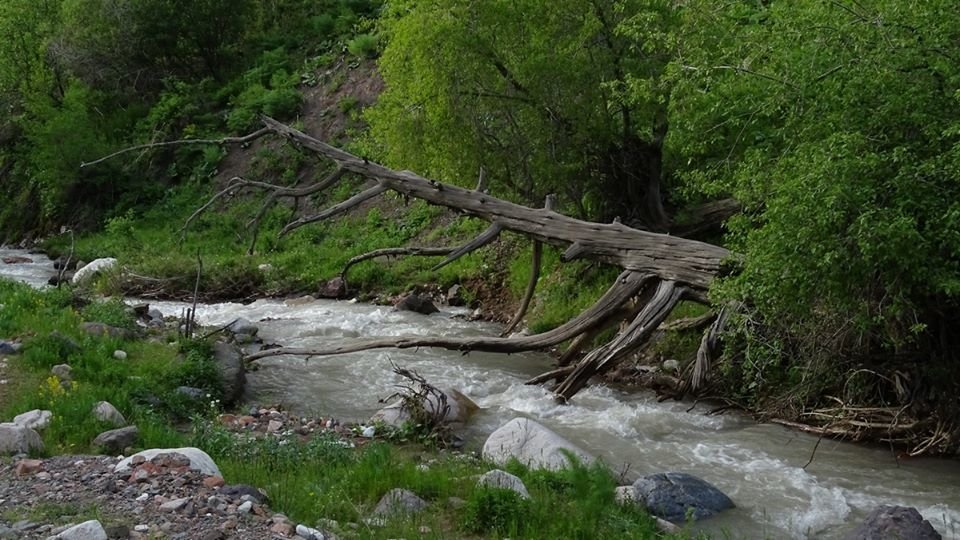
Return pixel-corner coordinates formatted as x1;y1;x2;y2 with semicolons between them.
84;116;733;402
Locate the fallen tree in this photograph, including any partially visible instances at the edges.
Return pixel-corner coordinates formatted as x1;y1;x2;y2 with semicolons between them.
83;116;732;402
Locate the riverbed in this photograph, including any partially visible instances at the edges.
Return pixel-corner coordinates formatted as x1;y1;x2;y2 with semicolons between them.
2;247;958;539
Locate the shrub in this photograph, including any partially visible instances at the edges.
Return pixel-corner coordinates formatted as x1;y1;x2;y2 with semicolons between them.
462;487;530;535
346;33;379;58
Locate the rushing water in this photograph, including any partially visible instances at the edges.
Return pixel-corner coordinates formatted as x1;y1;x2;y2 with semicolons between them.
2;247;959;539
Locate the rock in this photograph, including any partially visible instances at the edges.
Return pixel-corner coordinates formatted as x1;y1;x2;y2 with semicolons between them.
360;426;375;438
267;420;283;433
203;476;225;488
477;469;530;499
220;484;268;504
160;497;190;512
103;524;129;539
237;500;253;514
212;342;246;406
116;448;221;477
482;418;594;470
394;294;439;315
662;358;680;371
147;308;164;321
175;386;206;400
47;273;74;286
317;277;348;299
71;257;118;285
92;401;127;427
0;340;21;355
846;505;942;540
13;409;52;430
112;350;127;360
446;284;465;306
295;524;327;540
80;322;133;340
15;458;43;476
227;318;258;336
631;472;734;522
2;256;32;264
0;422;44;454
53;257;78;271
372;488;429;516
51;364;73;382
93;426;139;453
51;519;107;540
270;521;294;536
372;387;479;429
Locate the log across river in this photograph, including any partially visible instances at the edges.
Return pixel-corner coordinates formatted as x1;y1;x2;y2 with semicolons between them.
2;247;959;539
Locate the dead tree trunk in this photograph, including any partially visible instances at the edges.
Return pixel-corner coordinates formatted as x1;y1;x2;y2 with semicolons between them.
83;116;732;402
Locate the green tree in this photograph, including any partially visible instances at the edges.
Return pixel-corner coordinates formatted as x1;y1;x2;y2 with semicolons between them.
368;0;683;229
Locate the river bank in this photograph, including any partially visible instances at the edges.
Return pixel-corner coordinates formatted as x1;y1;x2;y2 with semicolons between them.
2;248;959;538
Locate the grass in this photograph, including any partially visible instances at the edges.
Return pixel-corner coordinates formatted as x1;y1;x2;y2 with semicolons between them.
0;279;691;539
193;420;685;539
0;279;218;454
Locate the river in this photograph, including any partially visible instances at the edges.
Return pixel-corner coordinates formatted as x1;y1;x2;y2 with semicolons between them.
2;247;958;539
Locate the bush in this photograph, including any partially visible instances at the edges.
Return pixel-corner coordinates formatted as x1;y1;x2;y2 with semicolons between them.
347;33;379;58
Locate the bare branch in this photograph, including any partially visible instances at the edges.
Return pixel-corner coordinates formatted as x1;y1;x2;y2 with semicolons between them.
341;247;455;279
281;183;389;236
80;128;271;168
431;222;503;271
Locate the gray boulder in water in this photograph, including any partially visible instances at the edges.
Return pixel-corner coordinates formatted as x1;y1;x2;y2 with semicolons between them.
212;341;246;406
394;294;439;315
631;472;734;522
845;506;942;540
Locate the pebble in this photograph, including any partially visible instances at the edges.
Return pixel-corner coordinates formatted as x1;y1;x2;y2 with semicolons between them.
237;501;253;514
113;350;128;360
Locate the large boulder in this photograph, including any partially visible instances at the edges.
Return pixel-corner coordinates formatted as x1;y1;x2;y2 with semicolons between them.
212;341;246;406
477;469;530;499
482;418;594;470
227;318;258;337
318;276;348;299
71;257;118;285
92;426;139;453
52;520;108;540
631;472;734;522
115;447;221;477
13;409;52;431
372;387;478;429
394;294;439;315
0;423;44;454
845;506;942;540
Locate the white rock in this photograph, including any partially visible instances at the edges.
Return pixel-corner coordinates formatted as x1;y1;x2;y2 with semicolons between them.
136;493;149;502
0;422;44;454
115;447;220;477
237;500;253;514
71;258;118;285
13;409;52;431
360;426;376;438
258;263;274;272
92;401;126;427
134;524;149;532
113;350;127;360
296;524;326;539
662;358;680;371
477;469;530;499
52;519;107;540
482;418;594;471
614;485;637;505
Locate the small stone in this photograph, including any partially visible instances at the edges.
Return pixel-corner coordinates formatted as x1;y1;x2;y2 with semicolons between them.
134;524;149;532
237;501;253;514
203;476;225;488
93;401;127;427
160;497;190;512
271;521;295;536
267;420;283;433
136;493;149;502
92;426;139;453
113;350;128;360
361;426;375;438
15;458;43;476
295;524;325;540
662;358;680;371
51;364;73;381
